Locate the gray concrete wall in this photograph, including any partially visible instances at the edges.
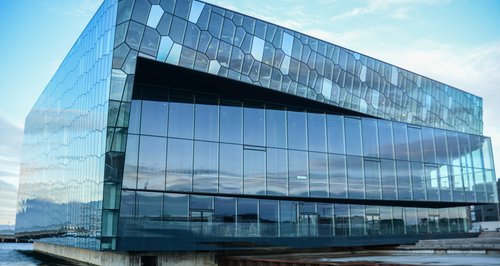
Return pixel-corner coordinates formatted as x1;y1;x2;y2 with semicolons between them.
33;242;218;266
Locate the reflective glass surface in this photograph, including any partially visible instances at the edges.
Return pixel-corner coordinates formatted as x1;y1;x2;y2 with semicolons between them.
16;0;117;250
123;87;495;204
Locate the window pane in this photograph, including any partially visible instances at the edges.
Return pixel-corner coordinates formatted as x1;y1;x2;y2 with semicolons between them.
289;150;308;196
327;115;345;154
345;117;362;156
440;165;451;201
137;191;162;221
244;103;265;146
280;201;298;237
365;160;381;199
266;106;286;148
194;97;219;141
334;204;349;236
166;138;193;191
329;154;346;198
381;159;396;200
119;191;135;235
193;141;218;192
220;101;242;144
309;152;328;197
469;135;483;169
393;122;409;161
308;112;326;152
434;129;449;165
259;200;278;236
219;144;242;194
364;160;380;186
164;193;188;221
128;100;141;134
141;100;168;136
266;148;287;196
411;162;425;200
377;120;394;159
362;118;379;157
244;149;265;195
347;156;364;198
137;136;166;190
425;165;439;201
237;198;258;236
123;134;139;189
447;131;460;166
287;110;307;150
168;92;194;139
396;161;411;200
318;203;333;236
214;197;236;236
407;126;423;162
482;137;494;170
421;127;436;164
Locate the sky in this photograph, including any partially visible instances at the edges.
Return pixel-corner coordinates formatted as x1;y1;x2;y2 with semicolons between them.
0;0;499;226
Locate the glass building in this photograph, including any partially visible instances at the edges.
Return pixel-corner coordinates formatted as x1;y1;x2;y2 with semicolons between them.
16;0;497;252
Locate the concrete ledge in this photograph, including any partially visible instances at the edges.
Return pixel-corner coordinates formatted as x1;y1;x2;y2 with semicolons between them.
33;242;128;266
33;242;217;266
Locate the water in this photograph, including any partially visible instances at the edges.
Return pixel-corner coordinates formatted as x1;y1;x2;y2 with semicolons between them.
0;243;89;265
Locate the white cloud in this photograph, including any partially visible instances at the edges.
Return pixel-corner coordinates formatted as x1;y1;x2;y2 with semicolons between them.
330;0;449;21
48;0;103;18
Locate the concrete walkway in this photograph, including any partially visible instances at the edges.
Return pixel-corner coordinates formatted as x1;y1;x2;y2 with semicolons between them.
398;231;500;253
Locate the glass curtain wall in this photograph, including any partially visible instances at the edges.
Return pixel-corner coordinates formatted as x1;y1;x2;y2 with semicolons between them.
122;86;496;204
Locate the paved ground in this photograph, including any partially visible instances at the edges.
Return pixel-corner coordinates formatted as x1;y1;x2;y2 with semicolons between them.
318;254;500;265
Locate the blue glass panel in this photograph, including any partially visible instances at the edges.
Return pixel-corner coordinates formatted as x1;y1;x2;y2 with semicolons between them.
347;156;364;198
396;161;411;200
194;97;219;141
280;201;297;237
243;149;266;195
266;106;286;148
334;204;349;236
345;117;362;156
364;159;381;199
407;126;423;162
434;129;449;165
243;103;265;146
137;136;166;190
259;200;278;236
141;100;168;136
266;148;287;196
166;138;193;191
377;120;394;159
193;141;218;192
219;144;242;193
287;110;307;150
220;101;242;144
237;198;258;236
128;100;141;134
328;154;346;198
381;159;396;200
362;118;379;157
393;122;409;161
164;193;188;221
309;152;328;197
288;150;308;196
326;115;345;154
123;134;139;189
168;92;194;139
307;112;326;152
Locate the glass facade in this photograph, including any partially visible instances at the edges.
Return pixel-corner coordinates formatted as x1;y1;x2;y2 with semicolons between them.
16;0;497;252
122;88;495;203
15;0;117;250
